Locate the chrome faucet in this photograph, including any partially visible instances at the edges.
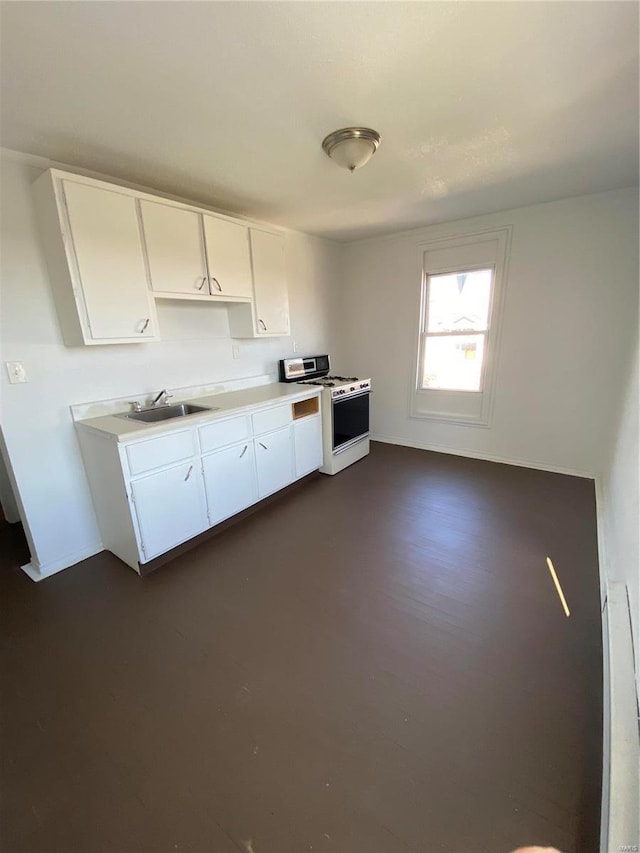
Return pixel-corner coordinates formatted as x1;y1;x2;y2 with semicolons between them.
151;389;173;407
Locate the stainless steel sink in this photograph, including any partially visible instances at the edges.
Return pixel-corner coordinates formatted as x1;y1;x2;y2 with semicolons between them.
119;403;216;423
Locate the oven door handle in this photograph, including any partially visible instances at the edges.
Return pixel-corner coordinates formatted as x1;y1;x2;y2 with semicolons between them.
332;390;371;404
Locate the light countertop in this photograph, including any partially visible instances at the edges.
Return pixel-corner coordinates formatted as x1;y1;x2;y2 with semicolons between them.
75;382;322;442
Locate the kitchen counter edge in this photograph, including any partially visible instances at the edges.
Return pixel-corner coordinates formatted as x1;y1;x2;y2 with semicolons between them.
74;383;321;443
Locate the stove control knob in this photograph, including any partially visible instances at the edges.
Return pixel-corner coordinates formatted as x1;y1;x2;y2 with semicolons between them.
360;382;368;389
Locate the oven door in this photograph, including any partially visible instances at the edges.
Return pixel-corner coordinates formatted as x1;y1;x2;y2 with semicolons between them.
332;391;370;454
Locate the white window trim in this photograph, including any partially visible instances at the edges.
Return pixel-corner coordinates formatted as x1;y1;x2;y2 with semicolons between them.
418;263;494;393
409;226;512;427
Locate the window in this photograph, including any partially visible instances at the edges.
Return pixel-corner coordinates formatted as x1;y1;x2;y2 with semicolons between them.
411;228;511;426
420;267;494;392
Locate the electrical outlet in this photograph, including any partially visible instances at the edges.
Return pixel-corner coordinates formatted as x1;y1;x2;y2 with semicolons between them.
5;361;27;384
232;345;240;360
292;340;298;353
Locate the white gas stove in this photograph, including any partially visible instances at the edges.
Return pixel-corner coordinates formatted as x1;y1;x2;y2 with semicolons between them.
279;356;371;475
299;375;371;398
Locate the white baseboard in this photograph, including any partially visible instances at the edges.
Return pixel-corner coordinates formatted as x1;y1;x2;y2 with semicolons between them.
600;582;639;853
371;433;597;479
20;542;103;582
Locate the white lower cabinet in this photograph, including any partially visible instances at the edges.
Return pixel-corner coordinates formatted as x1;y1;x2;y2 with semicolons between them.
202;441;258;525
76;391;322;573
294;415;323;478
255;426;294;498
130;460;208;560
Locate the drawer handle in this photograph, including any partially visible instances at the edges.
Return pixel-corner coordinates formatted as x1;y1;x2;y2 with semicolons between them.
258;442;267;450
197;276;208;291
139;318;150;334
258;319;267;331
210;277;222;292
239;445;248;458
184;465;193;481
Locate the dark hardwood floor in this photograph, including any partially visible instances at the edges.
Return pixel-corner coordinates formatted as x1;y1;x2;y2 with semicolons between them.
0;442;602;853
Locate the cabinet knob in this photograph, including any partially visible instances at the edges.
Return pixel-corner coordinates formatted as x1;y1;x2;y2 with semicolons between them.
258;319;267;331
184;465;193;481
258;442;267;450
239;445;248;458
210;277;222;292
139;318;150;334
197;276;208;291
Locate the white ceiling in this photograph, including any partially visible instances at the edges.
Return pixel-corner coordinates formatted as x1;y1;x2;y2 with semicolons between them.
1;1;638;241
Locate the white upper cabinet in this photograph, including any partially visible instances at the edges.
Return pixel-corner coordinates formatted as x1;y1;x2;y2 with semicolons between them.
140;200;253;301
34;168;289;343
202;214;253;299
227;229;290;338
140;200;209;297
252;229;290;335
33;172;158;346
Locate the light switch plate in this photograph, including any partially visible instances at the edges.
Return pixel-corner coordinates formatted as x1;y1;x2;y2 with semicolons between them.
232;345;240;360
5;361;28;384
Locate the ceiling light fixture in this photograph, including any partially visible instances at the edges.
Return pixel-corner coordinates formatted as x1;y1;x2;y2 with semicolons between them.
322;127;381;173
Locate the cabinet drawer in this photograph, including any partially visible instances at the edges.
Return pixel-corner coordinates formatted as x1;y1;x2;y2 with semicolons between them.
199;415;250;454
125;429;195;476
252;404;291;436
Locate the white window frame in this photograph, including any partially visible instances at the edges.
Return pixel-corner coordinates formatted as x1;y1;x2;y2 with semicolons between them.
418;264;495;392
410;227;511;427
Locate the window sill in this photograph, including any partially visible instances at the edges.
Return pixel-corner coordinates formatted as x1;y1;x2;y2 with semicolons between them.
410;386;491;427
409;408;491;428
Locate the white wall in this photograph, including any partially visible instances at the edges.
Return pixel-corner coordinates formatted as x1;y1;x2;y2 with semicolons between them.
336;188;639;476
601;331;639;680
0;154;339;575
0;432;20;523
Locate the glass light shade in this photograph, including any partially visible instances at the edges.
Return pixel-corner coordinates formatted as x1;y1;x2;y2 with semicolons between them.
330;139;377;171
322;127;381;172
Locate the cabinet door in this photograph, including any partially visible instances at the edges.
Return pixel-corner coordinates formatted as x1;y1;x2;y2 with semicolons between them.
140;200;208;295
131;460;208;561
202;215;252;299
254;426;294;499
250;230;290;335
202;441;258;526
294;416;323;478
62;180;155;340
